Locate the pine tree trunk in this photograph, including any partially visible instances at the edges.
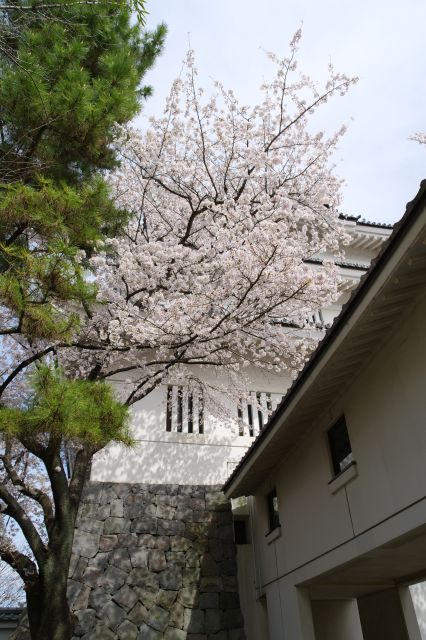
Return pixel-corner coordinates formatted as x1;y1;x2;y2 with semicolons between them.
27;550;74;640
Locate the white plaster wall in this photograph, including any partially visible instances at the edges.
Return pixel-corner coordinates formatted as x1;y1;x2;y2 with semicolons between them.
91;364;293;484
236;545;269;640
251;293;426;589
311;599;364;640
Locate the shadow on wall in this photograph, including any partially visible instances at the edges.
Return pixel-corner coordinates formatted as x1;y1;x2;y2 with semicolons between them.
66;481;246;639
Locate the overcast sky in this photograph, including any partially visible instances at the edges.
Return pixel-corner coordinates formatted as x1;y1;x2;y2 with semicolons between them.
139;0;426;224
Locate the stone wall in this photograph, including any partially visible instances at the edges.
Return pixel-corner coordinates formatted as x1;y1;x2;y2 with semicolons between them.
67;482;246;640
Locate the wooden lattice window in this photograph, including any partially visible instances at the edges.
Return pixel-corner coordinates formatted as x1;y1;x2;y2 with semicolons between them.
238;392;283;437
166;385;204;434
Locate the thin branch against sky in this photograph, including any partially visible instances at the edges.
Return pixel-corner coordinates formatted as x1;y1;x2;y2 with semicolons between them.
140;0;426;224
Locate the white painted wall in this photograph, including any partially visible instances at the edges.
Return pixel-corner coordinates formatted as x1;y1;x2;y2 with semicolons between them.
247;293;426;637
311;600;364;640
91;365;292;484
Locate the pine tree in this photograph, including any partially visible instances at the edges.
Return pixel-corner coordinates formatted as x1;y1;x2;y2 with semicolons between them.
0;2;166;638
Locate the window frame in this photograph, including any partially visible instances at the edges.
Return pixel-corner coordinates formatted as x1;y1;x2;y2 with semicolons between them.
327;415;354;477
266;488;280;533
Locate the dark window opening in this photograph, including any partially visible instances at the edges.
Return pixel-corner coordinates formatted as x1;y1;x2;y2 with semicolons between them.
234;519;249;545
328;415;353;476
266;488;280;532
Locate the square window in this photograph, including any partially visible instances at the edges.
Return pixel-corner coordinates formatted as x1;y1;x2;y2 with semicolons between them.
328;415;353;476
266;488;280;532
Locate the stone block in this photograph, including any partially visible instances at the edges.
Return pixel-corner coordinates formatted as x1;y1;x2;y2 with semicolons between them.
134;586;158;609
157;519;185;536
88;553;109;571
185;549;200;567
109;547;132;572
221;609;244;630
117;533;139;548
148;549;167;572
192;537;209;554
67;579;83;607
208;632;227;640
110;499;124;518
156;589;178;609
81;483;104;503
127;566;149;587
146;606;169;632
96;505;111;520
88;588;111;611
117;619;138;640
220;592;239;610
81;566;103;589
101;600;126;631
81;623;116;640
201;554;218;576
73;531;101;559
128;601;148;626
137;533;156;548
156;503;176;519
103;565;127;593
166;551;185;567
112;483;132;499
126;502;157;519
199;576;222;593
169;602;185;629
73;556;89;580
159;566;183;591
184;608;205;633
178;586;199;608
175;507;193;521
137;623;162;640
164;629;187;640
99;535;118;552
73;584;91;611
205;492;229;512
74;609;96;636
183;566;201;586
199;593;219;610
205;609;221;634
112;584;138;612
155;494;178;507
77;502;98;520
69;552;79;577
170;536;191;552
98;486;117;506
156;535;171;550
130;516;158;534
185;523;208;541
104;517;128;535
129;547;148;568
192;511;214;523
222;576;238;592
219;558;237;576
228;630;246;640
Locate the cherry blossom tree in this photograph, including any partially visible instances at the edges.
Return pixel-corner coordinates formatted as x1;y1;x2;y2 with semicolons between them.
64;31;357;407
411;132;426;145
0;30;357;640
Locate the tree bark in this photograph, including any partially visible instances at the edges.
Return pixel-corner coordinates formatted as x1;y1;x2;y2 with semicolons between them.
25;444;93;640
